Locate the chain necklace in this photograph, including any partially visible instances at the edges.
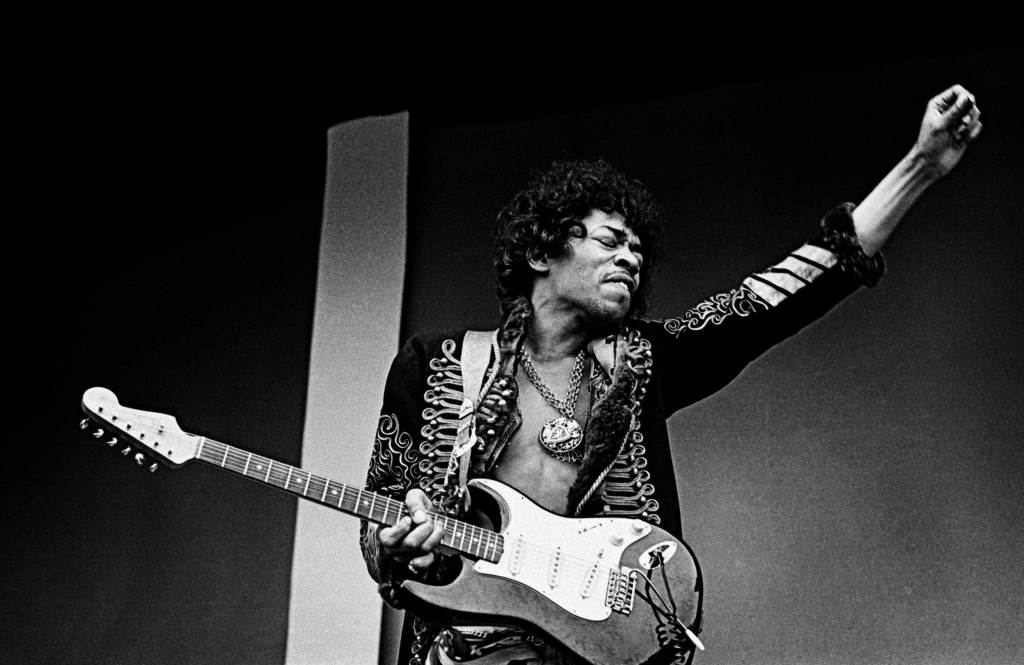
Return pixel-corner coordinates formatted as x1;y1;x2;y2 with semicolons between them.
519;348;587;463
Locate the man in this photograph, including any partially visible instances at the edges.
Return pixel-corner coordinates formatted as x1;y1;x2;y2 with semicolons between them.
359;85;982;664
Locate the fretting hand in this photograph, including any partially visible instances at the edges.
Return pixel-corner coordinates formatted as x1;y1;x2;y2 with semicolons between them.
377;488;445;574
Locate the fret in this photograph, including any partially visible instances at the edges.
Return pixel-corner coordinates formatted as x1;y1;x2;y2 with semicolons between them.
197;437;206;460
320;479;329;502
269;462;290;489
368;493;377;521
306;475;326;503
285;467;293;489
242;453;252;476
226;448;246;472
220;444;229;467
328;482;343;507
249;456;268;479
302;473;311;496
264;459;272;482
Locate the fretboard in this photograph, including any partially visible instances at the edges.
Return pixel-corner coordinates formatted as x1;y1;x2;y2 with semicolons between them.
195;437;503;562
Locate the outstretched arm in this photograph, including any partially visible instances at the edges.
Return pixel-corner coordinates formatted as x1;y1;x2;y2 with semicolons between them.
853;84;982;256
649;87;984;415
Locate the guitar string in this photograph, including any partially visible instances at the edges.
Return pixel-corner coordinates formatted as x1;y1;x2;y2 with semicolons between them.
207;444;507;559
151;437;654;577
223;451;628;576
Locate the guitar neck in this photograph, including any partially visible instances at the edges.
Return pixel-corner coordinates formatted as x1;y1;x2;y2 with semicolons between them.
194;437;502;562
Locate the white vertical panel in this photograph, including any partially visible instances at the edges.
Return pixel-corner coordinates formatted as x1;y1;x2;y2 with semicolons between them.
287;113;408;665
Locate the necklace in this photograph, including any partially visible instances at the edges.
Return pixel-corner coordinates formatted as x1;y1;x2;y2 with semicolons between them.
519;348;587;463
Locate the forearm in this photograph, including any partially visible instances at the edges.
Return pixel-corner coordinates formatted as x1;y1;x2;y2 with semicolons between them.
852;148;942;257
853;84;981;256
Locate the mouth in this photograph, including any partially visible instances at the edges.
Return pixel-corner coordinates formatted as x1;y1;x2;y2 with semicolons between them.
603;274;636;293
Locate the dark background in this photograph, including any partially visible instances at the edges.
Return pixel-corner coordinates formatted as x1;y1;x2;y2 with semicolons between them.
6;43;1021;664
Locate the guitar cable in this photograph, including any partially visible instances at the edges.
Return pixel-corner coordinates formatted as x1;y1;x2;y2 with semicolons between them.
633;551;705;654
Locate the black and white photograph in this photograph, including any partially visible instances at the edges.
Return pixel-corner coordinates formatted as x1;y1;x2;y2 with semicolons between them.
6;43;1022;665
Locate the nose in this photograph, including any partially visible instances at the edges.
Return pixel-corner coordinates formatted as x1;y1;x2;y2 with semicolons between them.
614;247;641;274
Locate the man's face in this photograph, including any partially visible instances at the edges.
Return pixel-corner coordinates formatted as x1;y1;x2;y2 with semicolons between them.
540;209;644;334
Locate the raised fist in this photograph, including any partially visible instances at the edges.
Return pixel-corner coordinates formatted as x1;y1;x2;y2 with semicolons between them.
915;84;983;176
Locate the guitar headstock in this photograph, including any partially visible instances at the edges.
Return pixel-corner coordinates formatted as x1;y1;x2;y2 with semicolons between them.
80;387;200;471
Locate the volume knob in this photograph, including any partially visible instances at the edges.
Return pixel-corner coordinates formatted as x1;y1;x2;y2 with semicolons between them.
609;532;625;546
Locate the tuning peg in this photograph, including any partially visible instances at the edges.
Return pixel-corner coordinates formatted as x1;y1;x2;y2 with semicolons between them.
106;438;118;447
121;447;131;456
92;429;105;438
134;453;145;465
148;464;158;473
79;419;89;430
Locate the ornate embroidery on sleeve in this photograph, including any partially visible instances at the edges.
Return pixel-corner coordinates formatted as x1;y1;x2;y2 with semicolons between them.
663;284;771;337
419;338;464;507
366;413;419;497
361;413;418;585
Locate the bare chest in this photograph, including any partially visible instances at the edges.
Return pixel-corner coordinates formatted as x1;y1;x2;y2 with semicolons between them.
488;368;593;516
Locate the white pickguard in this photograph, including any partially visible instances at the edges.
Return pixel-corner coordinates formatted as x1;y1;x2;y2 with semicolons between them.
471;478;650;621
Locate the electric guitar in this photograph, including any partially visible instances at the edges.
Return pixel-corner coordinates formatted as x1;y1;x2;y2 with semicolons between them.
80;387;704;664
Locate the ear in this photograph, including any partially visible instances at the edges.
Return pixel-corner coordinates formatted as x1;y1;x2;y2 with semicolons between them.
526;248;550;274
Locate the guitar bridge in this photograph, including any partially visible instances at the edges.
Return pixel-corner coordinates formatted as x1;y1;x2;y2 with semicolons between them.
605;567;637;615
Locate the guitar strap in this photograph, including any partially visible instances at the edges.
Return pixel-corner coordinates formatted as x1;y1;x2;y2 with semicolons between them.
461;329;499;408
447;329;499;513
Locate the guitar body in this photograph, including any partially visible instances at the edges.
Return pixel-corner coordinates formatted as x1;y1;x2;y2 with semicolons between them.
401;479;702;665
